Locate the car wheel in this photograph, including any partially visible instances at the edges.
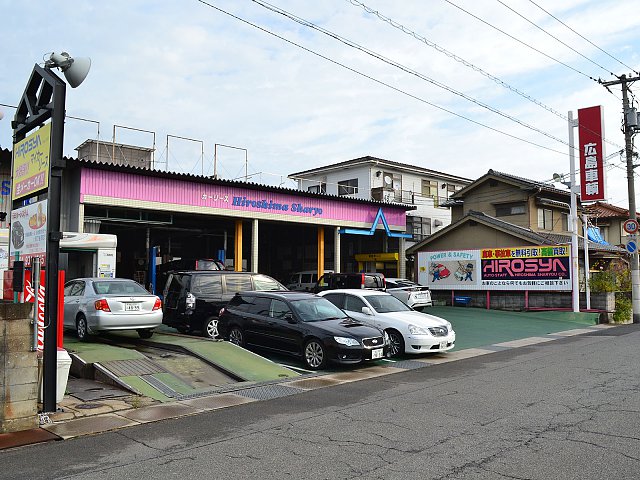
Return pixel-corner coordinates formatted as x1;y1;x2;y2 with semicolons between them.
229;326;245;347
304;339;326;370
202;317;219;339
137;329;154;339
386;329;405;358
76;315;89;341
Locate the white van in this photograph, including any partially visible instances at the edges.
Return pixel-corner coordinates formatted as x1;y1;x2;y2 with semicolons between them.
286;270;333;292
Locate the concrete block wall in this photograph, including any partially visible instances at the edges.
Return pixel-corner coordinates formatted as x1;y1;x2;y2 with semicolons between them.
432;291;615;314
0;303;38;433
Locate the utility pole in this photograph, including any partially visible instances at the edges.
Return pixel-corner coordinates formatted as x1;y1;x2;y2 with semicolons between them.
601;74;640;323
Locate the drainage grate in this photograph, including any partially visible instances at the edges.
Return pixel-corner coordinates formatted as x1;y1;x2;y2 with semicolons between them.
236;384;304;400
388;360;430;370
140;375;180;398
99;358;168;377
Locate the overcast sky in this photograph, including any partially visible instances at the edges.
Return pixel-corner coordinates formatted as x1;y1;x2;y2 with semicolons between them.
1;0;639;208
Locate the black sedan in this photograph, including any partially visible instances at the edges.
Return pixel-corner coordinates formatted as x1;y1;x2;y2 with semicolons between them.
218;291;388;370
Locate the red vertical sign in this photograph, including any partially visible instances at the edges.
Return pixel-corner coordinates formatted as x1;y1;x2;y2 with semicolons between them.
578;106;606;202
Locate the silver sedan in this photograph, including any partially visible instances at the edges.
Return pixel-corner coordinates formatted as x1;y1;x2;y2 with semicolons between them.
63;278;163;341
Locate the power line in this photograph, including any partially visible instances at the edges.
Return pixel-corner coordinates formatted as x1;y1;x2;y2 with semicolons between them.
443;0;600;82
526;0;640;76
195;0;568;157
251;0;573;149
346;0;624;152
495;0;614;77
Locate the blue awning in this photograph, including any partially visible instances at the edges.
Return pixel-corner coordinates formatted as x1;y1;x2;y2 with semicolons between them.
587;226;609;245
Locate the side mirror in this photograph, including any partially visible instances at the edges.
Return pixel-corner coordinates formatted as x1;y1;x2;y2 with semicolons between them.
361;306;373;316
284;312;296;323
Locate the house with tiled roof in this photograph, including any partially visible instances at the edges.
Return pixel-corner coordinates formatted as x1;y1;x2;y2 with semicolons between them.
406;170;626;310
584;201;638;247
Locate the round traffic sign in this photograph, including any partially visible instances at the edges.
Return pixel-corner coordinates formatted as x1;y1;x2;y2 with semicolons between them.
627;240;637;254
623;218;639;234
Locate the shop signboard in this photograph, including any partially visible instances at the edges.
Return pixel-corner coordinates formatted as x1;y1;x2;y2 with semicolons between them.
11;122;51;200
8;199;48;267
418;245;571;291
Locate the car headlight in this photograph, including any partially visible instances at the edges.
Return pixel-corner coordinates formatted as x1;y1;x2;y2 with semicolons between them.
334;336;360;346
408;324;429;335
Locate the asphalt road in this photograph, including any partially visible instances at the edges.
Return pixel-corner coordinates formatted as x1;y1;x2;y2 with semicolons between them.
3;324;639;480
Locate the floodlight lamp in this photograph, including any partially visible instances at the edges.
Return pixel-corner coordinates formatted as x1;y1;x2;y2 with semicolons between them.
45;51;91;88
552;173;563;182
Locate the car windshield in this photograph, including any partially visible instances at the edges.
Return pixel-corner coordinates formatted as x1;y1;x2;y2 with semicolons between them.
92;280;149;295
291;297;348;322
365;294;412;313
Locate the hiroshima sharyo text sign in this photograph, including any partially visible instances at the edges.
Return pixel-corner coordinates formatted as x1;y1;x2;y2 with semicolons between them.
11;122;51;201
417;245;571;291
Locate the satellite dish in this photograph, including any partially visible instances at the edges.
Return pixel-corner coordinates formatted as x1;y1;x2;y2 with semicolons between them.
383;175;393;186
552;173;563;182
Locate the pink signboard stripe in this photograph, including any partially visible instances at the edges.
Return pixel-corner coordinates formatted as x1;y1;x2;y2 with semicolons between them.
80;168;407;227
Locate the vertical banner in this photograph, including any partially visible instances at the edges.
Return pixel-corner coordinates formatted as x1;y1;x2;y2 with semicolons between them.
23;269;46;352
578;105;606;202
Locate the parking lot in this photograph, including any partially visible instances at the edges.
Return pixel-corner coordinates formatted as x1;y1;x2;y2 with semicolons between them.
238;306;601;371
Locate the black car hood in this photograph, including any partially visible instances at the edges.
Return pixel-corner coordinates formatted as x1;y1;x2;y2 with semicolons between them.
314;317;381;338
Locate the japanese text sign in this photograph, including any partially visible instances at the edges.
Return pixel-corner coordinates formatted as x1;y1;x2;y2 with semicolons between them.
12;122;51;200
578;106;605;202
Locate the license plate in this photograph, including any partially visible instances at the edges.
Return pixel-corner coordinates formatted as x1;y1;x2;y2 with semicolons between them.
439;341;448;349
125;304;141;311
371;348;383;359
414;293;425;299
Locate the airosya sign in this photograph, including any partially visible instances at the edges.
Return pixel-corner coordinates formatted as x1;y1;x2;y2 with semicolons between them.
482;257;569;279
11;122;51;200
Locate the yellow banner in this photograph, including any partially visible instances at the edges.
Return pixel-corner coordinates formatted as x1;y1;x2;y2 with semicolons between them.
12;123;51;200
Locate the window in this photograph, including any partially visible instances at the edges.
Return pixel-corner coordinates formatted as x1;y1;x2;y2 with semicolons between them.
225;274;253;292
407;216;432;242
246;296;271;316
561;212;569;231
307;183;326;194
191;275;222;295
269;299;292;319
253;274;284;291
344;295;367;313
338;178;358;196
421;180;439;205
538;208;553;230
65;281;85;296
495;203;526;217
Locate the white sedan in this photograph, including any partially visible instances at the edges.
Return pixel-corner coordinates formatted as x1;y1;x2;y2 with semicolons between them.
318;289;455;357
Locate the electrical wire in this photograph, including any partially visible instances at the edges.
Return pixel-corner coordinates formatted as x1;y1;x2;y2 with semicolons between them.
195;0;568;157
526;0;640;76
443;0;600;82
346;0;625;152
252;0;575;150
495;0;615;77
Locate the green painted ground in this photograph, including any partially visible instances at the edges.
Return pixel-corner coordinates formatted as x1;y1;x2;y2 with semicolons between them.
429;306;599;351
150;333;300;382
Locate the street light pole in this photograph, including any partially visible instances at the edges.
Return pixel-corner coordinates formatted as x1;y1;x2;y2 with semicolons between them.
568;111;580;313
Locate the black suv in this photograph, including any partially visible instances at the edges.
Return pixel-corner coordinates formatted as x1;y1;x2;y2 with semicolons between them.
162;271;285;338
313;272;386;293
218;291;388;370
